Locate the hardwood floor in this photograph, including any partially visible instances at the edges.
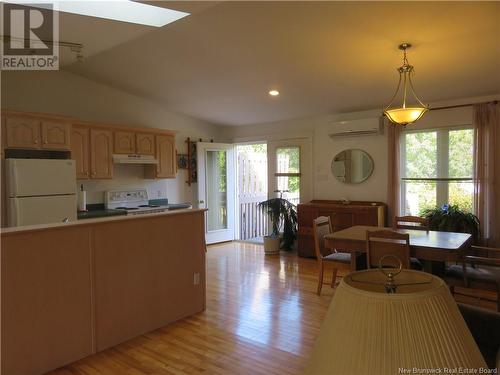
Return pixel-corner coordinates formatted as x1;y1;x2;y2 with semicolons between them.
47;241;497;375
49;242;345;375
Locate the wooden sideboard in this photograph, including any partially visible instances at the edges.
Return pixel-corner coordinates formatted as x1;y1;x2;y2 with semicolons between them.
297;200;386;258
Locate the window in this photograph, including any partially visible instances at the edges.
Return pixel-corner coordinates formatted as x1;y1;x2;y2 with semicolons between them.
275;147;300;205
400;127;474;215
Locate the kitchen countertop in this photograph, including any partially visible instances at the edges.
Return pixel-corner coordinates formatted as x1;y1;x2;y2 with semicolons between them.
2;208;205;235
77;209;127;220
77;202;192;220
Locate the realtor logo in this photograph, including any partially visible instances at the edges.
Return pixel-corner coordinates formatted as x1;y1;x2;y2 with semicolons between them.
1;2;59;70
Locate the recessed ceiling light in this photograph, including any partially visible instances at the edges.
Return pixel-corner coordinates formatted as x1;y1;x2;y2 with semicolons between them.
2;0;189;27
269;90;280;96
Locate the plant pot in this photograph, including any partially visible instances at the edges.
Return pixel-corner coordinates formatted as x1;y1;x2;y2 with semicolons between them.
263;236;280;255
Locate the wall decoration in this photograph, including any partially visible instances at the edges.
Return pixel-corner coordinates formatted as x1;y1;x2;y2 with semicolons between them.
177;154;188;169
186;138;197;185
182;137;212;185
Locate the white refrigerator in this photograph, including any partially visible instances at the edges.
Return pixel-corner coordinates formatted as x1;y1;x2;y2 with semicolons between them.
6;159;77;227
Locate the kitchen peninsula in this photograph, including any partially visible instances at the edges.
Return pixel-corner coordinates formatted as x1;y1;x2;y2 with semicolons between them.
1;208;206;375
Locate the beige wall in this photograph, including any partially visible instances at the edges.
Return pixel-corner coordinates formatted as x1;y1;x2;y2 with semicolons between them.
1;70;223;204
222;96;499;208
2;69;498;232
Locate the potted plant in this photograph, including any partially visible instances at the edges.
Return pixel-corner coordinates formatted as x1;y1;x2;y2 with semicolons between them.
421;204;480;243
258;197;298;254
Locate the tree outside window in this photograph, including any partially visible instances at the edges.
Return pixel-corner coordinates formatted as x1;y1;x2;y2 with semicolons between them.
276;147;300;204
401;127;474;215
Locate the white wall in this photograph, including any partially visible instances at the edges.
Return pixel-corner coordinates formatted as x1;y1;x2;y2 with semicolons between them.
222;95;498;205
1;70;223;204
314;111;388;203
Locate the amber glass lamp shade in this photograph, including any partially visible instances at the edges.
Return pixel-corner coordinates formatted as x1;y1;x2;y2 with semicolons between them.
384;106;428;126
384;43;429;126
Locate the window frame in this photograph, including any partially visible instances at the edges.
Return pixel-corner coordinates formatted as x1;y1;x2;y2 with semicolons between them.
274;146;301;203
399;124;474;215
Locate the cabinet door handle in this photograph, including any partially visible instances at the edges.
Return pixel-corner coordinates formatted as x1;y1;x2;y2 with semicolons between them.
34;139;38;144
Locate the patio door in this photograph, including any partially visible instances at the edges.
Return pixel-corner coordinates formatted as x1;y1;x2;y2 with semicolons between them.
197;142;235;244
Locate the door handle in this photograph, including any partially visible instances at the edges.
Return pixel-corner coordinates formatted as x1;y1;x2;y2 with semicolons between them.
199;200;205;204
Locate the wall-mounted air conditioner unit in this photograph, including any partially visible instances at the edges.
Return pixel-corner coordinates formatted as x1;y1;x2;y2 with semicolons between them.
328;117;383;137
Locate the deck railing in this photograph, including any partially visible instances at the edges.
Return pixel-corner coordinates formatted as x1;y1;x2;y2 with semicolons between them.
239;196;269;240
239;195;300;240
237;149;300;240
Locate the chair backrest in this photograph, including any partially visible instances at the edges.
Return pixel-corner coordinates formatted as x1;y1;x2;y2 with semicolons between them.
366;230;411;269
470;245;500;260
465;246;500;267
393;215;429;231
313;216;333;259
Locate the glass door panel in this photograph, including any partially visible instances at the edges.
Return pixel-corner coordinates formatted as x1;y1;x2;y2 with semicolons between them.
206;150;228;231
197;142;235;244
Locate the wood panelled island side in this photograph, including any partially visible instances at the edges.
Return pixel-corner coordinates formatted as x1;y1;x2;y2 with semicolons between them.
1;209;206;375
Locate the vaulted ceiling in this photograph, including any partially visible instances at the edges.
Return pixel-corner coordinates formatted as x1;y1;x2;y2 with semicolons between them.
58;1;499;126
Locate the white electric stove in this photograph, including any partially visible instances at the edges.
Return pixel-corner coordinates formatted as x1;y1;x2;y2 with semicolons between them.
105;189;168;215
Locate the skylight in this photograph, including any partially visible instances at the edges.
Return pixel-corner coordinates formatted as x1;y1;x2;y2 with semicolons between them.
1;0;190;27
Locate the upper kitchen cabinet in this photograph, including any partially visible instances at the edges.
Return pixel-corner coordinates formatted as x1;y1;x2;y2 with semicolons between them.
41;121;71;150
2;112;75;151
71;126;90;179
145;134;176;179
4;116;41;149
2;110;177;181
114;131;156;155
114;131;135;154
136;133;155;155
90;129;113;179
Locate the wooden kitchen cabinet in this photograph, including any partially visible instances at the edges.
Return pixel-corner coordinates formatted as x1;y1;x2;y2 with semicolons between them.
2;110;177;181
71;126;90;179
5;116;41;149
41;120;71;150
90;129;113;179
136;133;155;155
114;131;135;154
145;134;175;179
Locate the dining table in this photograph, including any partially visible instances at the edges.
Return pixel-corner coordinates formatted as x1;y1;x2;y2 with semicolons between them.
324;225;472;272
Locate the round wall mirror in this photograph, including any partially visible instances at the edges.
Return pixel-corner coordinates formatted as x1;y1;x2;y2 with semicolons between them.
331;149;374;184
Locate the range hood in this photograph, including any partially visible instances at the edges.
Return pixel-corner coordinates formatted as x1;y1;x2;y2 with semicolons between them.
112;154;159;165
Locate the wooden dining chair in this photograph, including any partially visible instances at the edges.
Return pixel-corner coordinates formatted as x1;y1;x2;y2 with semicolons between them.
313;216;351;295
393;215;430;231
444;245;500;312
366;230;422;270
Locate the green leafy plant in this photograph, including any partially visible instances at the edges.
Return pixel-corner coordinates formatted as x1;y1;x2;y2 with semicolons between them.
421;204;480;243
258;198;298;250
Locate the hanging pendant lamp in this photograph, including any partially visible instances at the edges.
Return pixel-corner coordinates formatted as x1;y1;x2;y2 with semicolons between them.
383;43;429;126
